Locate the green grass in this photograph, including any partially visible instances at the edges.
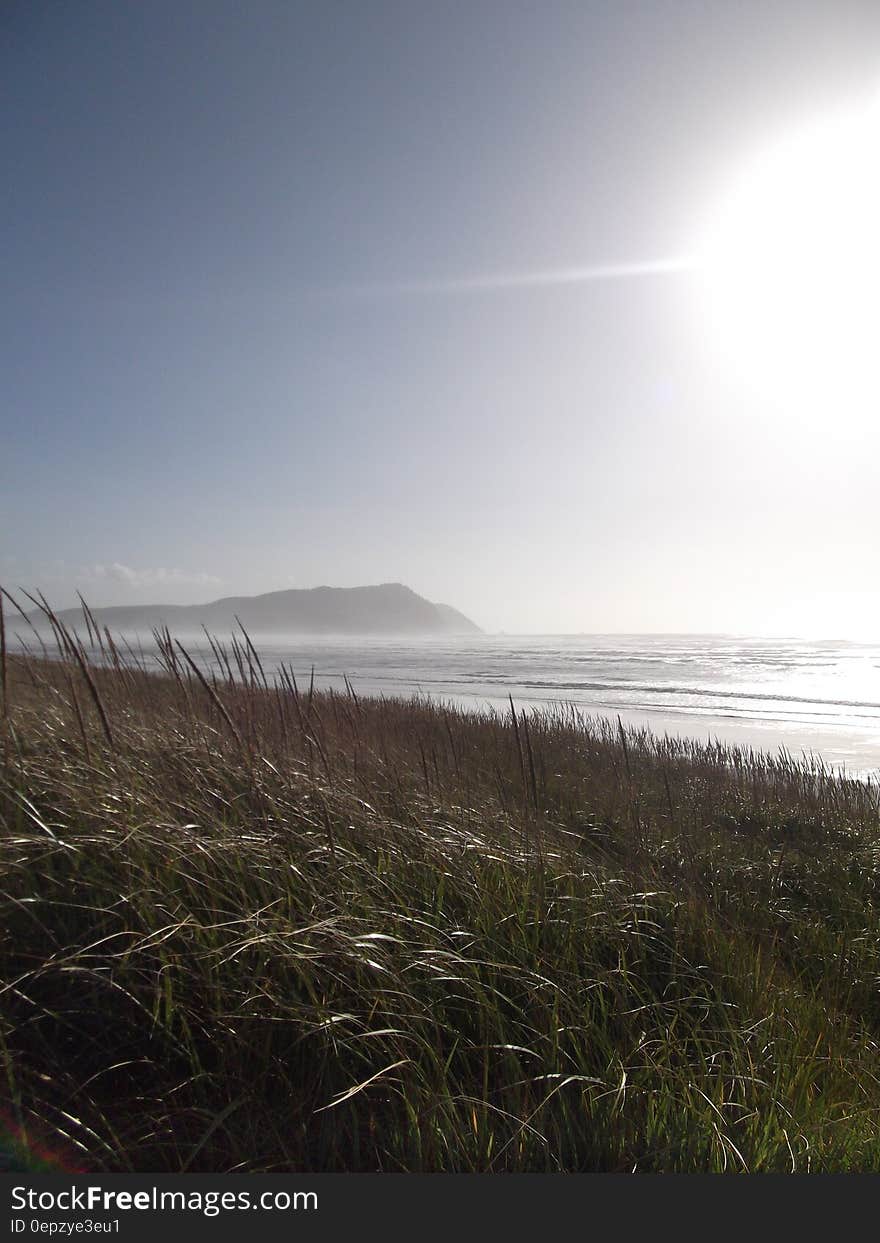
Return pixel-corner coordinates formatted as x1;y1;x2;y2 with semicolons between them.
2;599;880;1171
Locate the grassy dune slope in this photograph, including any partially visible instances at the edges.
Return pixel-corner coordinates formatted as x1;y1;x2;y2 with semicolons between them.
2;609;880;1171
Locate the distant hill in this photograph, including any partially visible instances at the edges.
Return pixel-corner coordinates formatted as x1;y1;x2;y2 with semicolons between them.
27;583;482;637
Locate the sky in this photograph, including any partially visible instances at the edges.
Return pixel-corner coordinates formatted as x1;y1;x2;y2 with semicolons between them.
3;0;880;635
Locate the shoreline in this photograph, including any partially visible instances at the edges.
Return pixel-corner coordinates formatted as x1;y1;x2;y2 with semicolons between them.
6;634;880;783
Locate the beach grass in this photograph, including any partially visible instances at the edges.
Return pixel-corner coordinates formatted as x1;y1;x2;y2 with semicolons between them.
2;599;880;1172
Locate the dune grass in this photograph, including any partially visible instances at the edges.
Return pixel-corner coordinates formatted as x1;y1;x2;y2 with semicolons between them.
2;598;880;1171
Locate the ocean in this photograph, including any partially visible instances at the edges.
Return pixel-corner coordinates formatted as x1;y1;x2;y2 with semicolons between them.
12;628;880;779
160;632;880;780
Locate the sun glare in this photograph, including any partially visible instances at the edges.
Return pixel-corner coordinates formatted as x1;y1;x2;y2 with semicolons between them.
697;98;880;418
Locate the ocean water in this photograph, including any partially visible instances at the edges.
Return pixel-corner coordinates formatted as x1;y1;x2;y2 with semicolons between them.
14;630;880;779
180;632;880;780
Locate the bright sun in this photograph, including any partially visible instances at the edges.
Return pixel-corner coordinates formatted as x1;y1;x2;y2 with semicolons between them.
697;98;880;417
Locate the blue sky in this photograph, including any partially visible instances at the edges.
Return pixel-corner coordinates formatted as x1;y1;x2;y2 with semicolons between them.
3;1;880;633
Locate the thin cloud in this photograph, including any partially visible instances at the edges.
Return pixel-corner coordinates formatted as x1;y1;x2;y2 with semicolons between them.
339;255;696;298
82;564;221;590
